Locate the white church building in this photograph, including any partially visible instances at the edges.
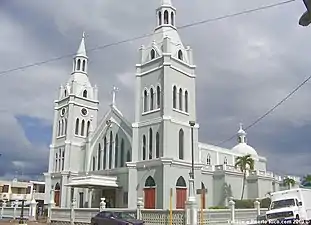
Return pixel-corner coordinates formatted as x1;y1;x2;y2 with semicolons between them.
44;0;300;209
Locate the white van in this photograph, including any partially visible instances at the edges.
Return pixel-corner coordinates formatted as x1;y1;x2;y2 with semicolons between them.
266;188;311;223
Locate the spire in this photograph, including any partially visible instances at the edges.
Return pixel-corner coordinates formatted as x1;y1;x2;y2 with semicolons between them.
161;0;172;6
237;123;247;143
156;0;176;30
76;32;87;58
72;32;88;74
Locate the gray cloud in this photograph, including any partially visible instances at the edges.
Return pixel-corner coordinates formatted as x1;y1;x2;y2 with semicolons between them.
0;0;310;178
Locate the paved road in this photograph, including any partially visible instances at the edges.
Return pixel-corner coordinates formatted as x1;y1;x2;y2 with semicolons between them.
0;219;47;225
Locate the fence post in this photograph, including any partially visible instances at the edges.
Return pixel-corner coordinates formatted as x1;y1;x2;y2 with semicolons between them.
13;200;18;220
70;198;76;225
229;197;235;225
47;190;55;223
100;198;106;212
136;197;144;220
254;198;260;216
29;197;38;221
0;200;6;219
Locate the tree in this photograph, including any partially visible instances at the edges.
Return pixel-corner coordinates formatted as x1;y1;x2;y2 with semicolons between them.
235;154;254;200
283;177;296;189
302;174;311;186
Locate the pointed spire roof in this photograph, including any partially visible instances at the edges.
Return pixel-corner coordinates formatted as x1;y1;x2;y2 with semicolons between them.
161;0;172;6
76;32;87;58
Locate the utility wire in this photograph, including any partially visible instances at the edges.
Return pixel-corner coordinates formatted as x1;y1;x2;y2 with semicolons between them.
0;0;295;77
217;74;311;146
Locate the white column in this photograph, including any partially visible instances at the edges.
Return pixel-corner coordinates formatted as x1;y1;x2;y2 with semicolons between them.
88;189;93;208
185;178;197;225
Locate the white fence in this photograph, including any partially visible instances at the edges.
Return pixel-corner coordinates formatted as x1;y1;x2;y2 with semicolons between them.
46;198;267;225
0;206;30;220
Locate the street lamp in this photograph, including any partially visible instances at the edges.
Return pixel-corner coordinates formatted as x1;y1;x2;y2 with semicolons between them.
299;0;311;26
19;194;27;224
189;121;195;180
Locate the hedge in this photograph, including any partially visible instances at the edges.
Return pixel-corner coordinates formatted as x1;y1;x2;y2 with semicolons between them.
210;198;271;209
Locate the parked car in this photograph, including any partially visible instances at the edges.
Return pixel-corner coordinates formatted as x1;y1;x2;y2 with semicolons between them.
91;211;144;225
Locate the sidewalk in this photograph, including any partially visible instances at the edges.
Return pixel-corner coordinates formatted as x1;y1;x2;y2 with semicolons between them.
0;219;48;225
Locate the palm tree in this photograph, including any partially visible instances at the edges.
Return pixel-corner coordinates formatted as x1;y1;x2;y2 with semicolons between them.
235;154;254;200
283;177;296;189
302;174;311;187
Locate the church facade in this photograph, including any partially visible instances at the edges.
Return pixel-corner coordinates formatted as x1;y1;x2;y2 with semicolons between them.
44;0;300;209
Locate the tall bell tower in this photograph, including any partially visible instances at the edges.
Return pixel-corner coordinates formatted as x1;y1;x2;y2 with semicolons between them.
132;0;199;163
46;33;99;207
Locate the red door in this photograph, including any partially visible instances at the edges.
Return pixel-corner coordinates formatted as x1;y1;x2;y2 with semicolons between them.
54;190;60;206
176;188;187;209
144;188;155;209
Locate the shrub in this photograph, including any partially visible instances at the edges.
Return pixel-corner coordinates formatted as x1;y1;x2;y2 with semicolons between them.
234;198;271;209
209;206;229;209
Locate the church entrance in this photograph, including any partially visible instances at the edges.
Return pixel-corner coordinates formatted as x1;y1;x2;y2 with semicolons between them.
176;176;187;209
54;183;61;207
144;176;156;209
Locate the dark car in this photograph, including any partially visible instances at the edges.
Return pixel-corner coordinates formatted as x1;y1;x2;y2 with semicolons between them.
91;211;144;225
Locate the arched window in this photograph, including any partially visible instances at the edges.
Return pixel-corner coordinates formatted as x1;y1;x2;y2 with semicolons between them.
120;139;125;167
98;143;101;170
55;153;58;172
61;119;64;135
82;60;86;71
179;129;184;160
81;120;85;136
62;150;65;170
77;59;81;70
109;131;113;169
115;135;119;168
127;150;131;162
75;118;79;135
144;90;148;112
103;137;107;170
164;10;169;24
207;154;211;165
58;121;61;136
173;86;177;108
178;50;183;60
157;86;161;108
92;157;96;171
86;121;90;135
143;135;146;160
171;12;174;26
156;132;160;158
149;128;153;160
185;91;188;113
224;157;228;165
83;90;87;98
64;118;67;135
158;11;162;25
179;88;183;110
150;88;154;110
150;49;156;60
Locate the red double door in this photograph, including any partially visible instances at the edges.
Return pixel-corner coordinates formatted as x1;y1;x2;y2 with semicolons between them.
176;188;187;209
54;190;60;206
144;188;156;209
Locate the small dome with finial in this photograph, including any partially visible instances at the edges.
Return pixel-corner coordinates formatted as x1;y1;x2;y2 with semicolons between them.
231;123;258;157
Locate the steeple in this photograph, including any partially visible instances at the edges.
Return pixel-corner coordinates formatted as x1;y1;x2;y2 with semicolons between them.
72;32;88;75
237;123;247;144
156;0;176;30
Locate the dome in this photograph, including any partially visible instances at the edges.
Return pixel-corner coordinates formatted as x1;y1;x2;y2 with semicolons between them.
231;142;258;157
231;123;258;157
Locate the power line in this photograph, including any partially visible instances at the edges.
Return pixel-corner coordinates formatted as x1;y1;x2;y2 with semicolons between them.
217;74;311;146
0;0;295;77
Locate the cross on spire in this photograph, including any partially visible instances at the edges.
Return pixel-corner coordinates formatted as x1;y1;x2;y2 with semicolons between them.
112;86;119;106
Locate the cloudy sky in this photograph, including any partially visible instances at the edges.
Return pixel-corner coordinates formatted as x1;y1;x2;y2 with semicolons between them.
0;0;310;180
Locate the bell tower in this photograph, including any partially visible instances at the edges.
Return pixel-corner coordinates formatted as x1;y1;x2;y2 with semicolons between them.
132;0;199;163
48;32;99;175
